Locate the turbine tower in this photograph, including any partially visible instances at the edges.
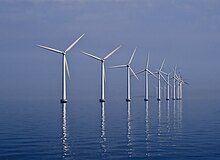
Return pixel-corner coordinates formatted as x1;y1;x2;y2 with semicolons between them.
37;34;85;103
136;53;157;101
81;46;121;102
154;59;167;101
110;48;139;102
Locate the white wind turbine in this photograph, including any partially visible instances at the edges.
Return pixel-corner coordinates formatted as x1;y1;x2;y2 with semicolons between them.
176;73;188;100
80;45;121;102
110;48;139;102
37;34;85;103
177;74;181;100
173;66;179;100
176;74;180;100
154;59;168;101
172;66;178;100
160;71;173;100
136;53;157;101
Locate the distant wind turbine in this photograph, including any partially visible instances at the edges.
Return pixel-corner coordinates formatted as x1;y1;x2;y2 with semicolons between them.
110;48;139;102
176;73;188;100
154;59;168;101
161;71;173;100
80;45;121;102
136;53;157;101
172;66;178;100
37;33;85;103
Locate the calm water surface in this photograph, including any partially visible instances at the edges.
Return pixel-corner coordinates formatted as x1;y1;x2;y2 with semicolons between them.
0;98;220;159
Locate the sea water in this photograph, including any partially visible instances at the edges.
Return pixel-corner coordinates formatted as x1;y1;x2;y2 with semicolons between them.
0;98;220;159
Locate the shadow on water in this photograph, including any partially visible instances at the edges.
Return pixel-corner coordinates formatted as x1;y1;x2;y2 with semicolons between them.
61;103;73;160
100;102;107;159
127;102;133;158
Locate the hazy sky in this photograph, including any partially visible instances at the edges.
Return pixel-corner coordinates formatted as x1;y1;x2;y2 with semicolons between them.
0;0;220;101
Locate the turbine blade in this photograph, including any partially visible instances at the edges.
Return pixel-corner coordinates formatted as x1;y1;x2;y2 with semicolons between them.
65;33;85;53
37;45;63;54
65;56;71;81
159;59;165;71
168;71;172;75
109;64;127;69
184;81;189;85
173;65;177;75
128;48;137;65
136;69;145;75
160;70;168;75
103;45;121;60
148;69;158;79
174;73;179;80
160;73;168;84
81;51;102;61
130;67;139;80
146;52;150;69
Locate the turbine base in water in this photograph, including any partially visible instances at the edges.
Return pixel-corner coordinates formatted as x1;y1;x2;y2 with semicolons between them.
60;99;68;103
166;98;170;100
126;99;131;102
144;98;149;101
157;98;161;101
99;99;105;102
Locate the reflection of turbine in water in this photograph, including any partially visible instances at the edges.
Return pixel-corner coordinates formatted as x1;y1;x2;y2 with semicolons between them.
62;103;71;159
177;100;183;129
127;102;132;157
166;100;171;133
173;100;177;130
172;99;183;132
145;101;150;157
100;102;107;156
145;101;149;134
157;101;161;135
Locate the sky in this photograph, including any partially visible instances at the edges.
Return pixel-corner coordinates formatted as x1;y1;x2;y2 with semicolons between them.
0;0;220;101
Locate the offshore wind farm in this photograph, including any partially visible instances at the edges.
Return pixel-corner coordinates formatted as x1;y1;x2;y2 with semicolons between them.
1;1;220;160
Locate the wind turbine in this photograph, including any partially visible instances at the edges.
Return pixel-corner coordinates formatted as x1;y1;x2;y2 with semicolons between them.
110;48;139;102
176;73;188;100
176;74;180;100
172;66;178;100
160;71;173;100
154;59;168;101
37;33;85;103
136;53;157;101
80;45;121;102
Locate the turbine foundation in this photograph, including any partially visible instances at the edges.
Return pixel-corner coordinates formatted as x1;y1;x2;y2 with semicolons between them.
126;99;131;102
99;99;105;102
60;99;67;103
